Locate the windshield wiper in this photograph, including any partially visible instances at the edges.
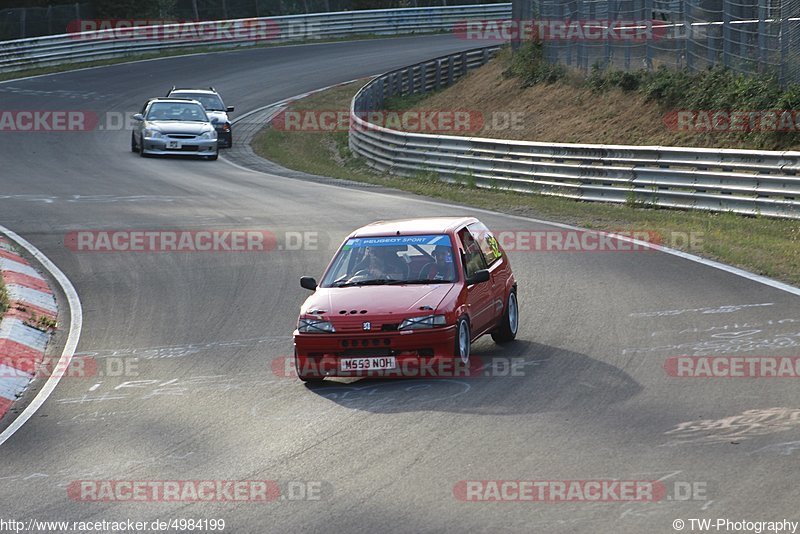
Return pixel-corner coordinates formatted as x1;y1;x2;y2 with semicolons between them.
396;279;452;284
332;278;403;287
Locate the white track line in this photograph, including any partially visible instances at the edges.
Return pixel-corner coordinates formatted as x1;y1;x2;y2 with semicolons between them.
223;94;800;300
0;226;82;448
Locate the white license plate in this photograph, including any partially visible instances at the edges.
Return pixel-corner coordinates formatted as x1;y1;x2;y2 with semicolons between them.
167;140;181;149
339;356;396;372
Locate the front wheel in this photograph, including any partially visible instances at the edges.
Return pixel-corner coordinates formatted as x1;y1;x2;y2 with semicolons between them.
207;151;218;161
130;132;138;152
491;290;518;344
455;316;471;364
138;136;148;157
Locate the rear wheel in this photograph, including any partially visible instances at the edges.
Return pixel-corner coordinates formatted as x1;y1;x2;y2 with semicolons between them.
455;316;471;364
492;290;518;344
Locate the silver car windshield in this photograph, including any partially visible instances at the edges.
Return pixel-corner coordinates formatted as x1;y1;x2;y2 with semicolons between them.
146;102;209;122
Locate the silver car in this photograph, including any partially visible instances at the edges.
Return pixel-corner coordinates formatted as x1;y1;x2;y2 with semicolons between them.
131;98;218;160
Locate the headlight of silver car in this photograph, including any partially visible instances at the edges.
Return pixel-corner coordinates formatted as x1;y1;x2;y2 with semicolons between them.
199;130;217;140
144;129;163;139
298;318;336;333
398;314;446;330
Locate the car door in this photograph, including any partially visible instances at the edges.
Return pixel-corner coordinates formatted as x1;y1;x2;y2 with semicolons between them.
457;226;494;335
467;222;509;325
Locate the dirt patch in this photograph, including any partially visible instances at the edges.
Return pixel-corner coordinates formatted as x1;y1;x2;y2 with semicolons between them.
405;59;800;150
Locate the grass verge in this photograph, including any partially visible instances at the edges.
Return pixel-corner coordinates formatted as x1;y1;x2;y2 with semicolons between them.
0;275;7;321
252;81;800;287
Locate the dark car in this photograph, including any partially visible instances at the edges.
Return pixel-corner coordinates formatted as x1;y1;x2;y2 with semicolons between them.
166;87;234;148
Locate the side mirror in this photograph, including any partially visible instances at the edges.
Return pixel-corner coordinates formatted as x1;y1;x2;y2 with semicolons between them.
226;106;235;112
467;269;490;285
300;276;317;291
132;113;144;121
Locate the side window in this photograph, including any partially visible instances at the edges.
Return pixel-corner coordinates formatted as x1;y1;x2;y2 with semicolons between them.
458;228;487;278
468;222;503;267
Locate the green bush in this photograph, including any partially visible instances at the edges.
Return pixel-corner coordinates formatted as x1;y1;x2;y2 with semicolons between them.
504;42;566;86
0;278;7;318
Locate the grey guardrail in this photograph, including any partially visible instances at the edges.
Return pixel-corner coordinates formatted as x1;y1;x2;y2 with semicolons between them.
349;46;800;219
0;4;510;73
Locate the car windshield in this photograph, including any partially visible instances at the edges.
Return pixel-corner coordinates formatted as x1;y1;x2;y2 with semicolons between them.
173;93;225;111
146;102;209;122
320;234;457;287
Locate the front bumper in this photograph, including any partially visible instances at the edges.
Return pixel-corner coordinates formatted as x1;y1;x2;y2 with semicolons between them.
215;129;232;148
142;136;217;156
293;324;463;378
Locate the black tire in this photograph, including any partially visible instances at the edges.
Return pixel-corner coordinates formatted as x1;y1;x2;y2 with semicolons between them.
130;132;138;152
138;136;148;157
297;373;323;384
208;152;218;161
295;352;324;383
454;316;471;364
492;289;519;344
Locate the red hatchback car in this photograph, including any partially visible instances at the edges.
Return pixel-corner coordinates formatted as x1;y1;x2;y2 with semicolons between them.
293;217;518;382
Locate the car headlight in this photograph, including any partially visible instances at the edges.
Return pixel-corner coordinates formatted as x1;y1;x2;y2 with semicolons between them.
298;318;336;333
144;129;163;139
199;130;217;140
398;314;446;330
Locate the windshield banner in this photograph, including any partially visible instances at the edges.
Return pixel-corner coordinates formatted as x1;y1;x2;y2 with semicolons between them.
343;235;451;249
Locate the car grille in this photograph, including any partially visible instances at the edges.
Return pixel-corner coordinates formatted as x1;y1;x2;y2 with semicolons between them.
167;134;196;139
341;338;392;348
163;145;200;152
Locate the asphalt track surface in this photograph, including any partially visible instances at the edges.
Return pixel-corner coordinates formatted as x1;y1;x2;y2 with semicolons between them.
1;35;799;533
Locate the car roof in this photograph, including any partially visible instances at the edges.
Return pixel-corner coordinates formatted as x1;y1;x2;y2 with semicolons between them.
148;98;203;104
170;89;218;95
350;217;478;238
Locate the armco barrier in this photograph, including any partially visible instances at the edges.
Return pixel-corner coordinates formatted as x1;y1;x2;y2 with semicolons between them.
0;4;510;73
349;46;800;219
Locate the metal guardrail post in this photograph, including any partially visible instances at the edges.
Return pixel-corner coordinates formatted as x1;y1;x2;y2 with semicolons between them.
757;0;766;74
722;0;732;68
684;0;693;72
